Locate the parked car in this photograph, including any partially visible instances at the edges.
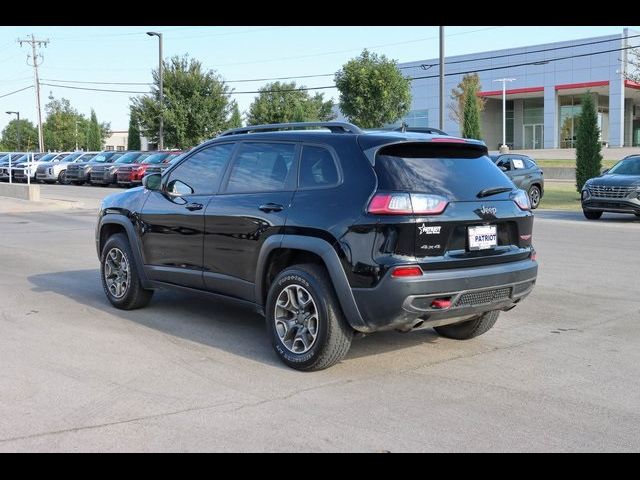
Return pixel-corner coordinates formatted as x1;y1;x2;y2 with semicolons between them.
36;151;100;184
96;121;538;371
89;151;153;186
143;151;188;177
581;155;640;219
0;153;28;181
12;152;74;183
66;151;125;185
116;151;183;187
489;154;544;209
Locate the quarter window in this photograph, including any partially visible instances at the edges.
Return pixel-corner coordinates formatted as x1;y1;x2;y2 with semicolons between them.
166;143;235;195
299;145;339;188
225;143;296;193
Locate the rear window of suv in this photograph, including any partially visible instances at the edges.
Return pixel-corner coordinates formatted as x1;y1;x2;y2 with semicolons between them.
374;143;513;201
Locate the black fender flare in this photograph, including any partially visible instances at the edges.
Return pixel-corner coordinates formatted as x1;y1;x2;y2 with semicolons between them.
98;214;153;289
255;234;368;332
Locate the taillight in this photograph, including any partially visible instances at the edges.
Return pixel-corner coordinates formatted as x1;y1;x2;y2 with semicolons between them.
391;266;423;278
531;251;537;261
511;189;531;211
368;193;448;215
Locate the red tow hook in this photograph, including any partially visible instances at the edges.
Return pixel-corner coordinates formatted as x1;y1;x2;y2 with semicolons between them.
430;298;452;310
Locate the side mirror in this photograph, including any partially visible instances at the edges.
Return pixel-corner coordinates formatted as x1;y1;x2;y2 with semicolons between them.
142;173;162;191
601;168;610;175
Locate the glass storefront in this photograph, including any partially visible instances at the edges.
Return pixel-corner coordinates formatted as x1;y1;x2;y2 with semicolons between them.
505;100;514;147
559;94;608;148
523;98;544;149
386;109;429;128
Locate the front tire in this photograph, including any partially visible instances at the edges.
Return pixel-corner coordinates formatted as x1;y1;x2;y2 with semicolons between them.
528;185;541;209
100;233;153;310
434;310;499;340
58;170;68;185
583;210;603;220
266;264;353;371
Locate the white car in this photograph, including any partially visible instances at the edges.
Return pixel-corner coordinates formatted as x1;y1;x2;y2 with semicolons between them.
36;151;100;184
12;152;72;182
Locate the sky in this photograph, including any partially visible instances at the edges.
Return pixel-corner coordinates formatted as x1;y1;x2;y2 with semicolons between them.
0;25;637;133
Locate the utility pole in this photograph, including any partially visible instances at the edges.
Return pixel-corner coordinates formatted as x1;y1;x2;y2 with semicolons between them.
493;78;516;152
147;32;164;150
18;34;49;153
439;26;445;131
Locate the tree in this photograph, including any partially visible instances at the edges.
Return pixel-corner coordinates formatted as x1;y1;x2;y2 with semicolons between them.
87;109;103;151
43;97;87;151
575;92;602;192
246;81;334;125
227;101;243;129
0;118;38;151
127;110;141;150
449;73;486;126
334;49;411;128
132;55;232;149
461;81;481;139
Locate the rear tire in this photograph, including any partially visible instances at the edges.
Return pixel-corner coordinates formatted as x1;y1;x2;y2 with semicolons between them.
434;311;499;340
528;185;541;209
58;170;68;185
100;233;153;310
583;210;602;220
266;264;353;371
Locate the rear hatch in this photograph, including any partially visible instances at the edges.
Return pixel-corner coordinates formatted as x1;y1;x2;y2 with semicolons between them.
369;141;534;270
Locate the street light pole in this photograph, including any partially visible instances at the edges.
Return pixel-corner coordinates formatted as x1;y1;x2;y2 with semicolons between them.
147;31;164;151
6;111;20;150
493;78;515;152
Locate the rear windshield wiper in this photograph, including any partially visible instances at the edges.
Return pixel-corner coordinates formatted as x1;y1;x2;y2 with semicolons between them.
477;186;512;198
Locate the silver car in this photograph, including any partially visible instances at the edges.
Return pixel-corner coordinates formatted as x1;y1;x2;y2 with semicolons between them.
36;151;100;184
12;152;72;182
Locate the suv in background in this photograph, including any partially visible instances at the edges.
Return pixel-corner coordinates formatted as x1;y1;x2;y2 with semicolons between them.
96;122;538;371
36;151;100;184
490;153;544;209
89;151;153;186
66;151;125;185
581;155;640;219
116;151;183;187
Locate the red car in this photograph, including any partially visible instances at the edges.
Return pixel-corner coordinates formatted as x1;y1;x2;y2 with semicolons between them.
116;151;183;187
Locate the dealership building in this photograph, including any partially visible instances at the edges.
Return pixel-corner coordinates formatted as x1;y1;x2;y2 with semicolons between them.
343;28;640;150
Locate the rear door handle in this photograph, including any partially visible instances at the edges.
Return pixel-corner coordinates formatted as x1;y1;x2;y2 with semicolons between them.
259;203;284;213
186;202;203;211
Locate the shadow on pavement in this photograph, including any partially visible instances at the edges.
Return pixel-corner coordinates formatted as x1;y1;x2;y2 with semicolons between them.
27;269;440;367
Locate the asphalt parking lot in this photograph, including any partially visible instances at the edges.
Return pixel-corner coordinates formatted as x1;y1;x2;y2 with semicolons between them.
0;185;639;452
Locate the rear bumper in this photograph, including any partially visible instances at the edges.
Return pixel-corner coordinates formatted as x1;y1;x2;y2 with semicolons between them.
351;258;538;332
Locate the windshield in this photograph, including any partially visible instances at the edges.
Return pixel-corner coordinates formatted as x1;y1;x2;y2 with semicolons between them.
61;153;82;163
78;153;97;162
375;144;512;202
141;152;170;164
608;157;640;175
93;152;123;163
114;152;143;164
38;153;58;162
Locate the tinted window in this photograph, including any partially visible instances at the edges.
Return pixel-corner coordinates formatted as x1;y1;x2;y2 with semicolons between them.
523;158;537;169
496;157;512;171
226;143;296;193
141;152;170;164
374;144;513;201
299;145;339;188
114;152;143;164
166;143;234;195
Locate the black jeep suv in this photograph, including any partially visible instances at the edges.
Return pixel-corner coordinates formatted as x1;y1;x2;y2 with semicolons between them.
96;122;538;371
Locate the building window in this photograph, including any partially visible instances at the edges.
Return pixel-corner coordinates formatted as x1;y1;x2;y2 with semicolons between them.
385;109;429;128
505;100;514;147
523;98;544;149
116;145;125;151
105;145;114;151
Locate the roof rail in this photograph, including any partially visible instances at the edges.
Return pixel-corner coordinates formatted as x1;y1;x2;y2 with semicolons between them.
219;121;364;137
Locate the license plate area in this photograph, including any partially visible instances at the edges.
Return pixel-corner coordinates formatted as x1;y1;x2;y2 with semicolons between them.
468;225;497;251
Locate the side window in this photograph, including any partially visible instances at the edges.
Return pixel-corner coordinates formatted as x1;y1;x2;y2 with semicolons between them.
166;143;234;195
512;157;526;170
225;143;296;193
523;157;537;169
496;157;512;171
299;145;339;188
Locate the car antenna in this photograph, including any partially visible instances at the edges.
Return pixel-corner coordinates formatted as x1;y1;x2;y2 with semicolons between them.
401;122;407;133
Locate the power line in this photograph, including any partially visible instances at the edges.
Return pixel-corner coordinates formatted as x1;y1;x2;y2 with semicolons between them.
211;27;505;67
0;85;33;99
42;78;151;85
41;82;147;94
